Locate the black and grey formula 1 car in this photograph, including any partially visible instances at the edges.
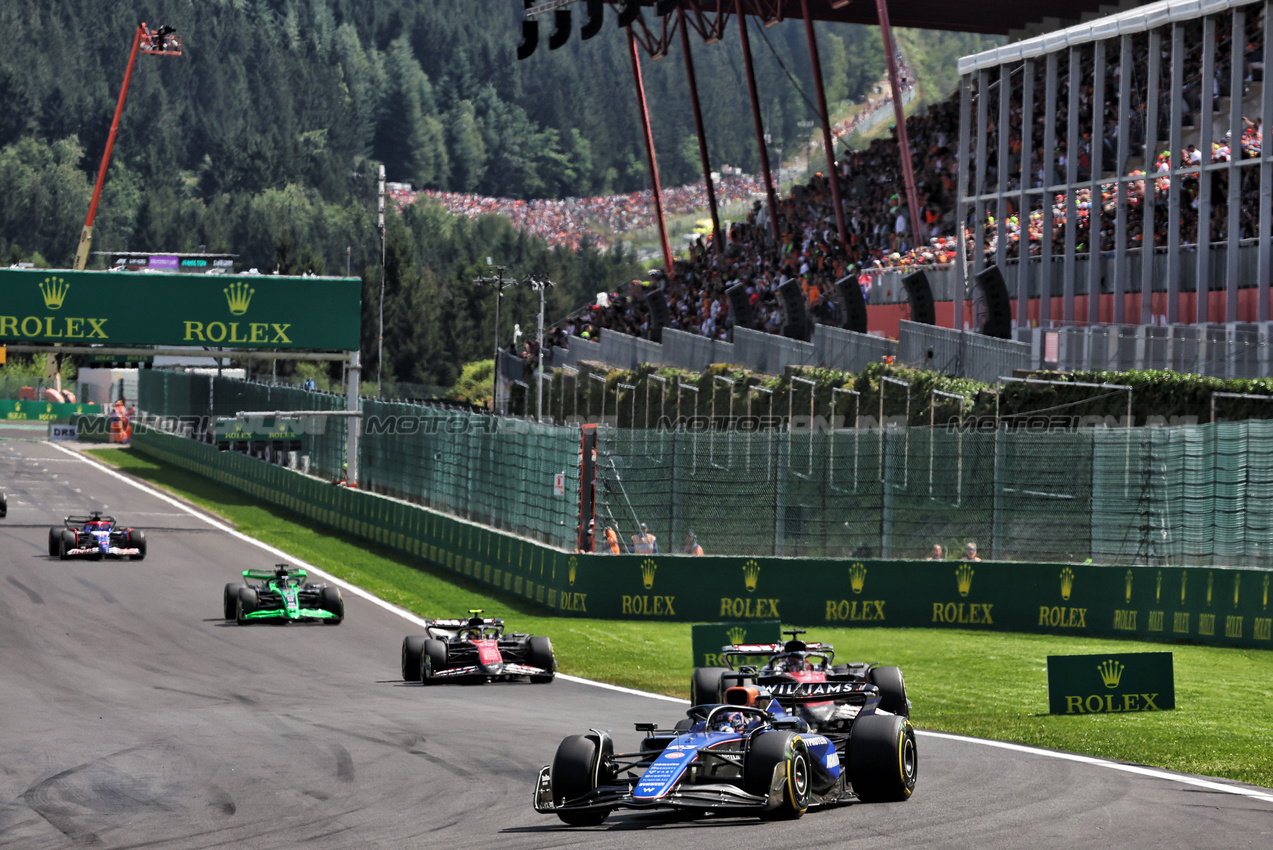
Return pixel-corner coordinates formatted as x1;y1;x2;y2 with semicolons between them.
223;564;344;625
534;683;917;826
689;630;909;733
401;610;555;684
47;512;146;560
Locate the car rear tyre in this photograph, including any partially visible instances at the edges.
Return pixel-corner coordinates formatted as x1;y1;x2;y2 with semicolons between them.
319;586;343;624
420;639;447;684
0;492;7;517
47;527;60;556
868;666;910;717
402;635;428;681
527;635;555;683
236;587;259;625
223;583;245;621
745;731;811;820
690;666;728;705
551;734;613;826
129;529;147;561
849;714;917;802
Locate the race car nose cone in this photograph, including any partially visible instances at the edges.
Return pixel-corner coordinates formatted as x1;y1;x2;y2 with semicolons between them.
482;661;505;675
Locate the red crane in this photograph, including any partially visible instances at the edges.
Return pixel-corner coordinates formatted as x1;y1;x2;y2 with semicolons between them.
72;23;182;271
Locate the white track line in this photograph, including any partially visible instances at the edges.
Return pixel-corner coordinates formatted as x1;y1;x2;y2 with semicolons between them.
918;731;1273;804
53;443;1273;800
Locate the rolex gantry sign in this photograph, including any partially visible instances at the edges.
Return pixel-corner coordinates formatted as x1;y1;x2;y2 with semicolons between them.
0;269;361;351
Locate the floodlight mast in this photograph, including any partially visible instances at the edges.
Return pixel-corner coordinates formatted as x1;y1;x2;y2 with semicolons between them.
73;23;181;271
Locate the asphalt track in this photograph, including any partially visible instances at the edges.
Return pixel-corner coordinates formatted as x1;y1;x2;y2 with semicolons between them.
0;434;1271;848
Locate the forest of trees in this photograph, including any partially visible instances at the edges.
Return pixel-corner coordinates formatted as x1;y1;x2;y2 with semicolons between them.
0;0;989;388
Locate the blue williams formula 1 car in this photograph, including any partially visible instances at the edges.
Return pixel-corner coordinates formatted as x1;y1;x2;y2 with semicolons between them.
223;564;344;625
401;611;555;684
47;513;146;560
533;682;917;826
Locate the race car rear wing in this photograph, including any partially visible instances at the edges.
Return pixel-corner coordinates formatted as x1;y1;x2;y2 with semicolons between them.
243;568;308;581
64;514;117;528
719;643;836;669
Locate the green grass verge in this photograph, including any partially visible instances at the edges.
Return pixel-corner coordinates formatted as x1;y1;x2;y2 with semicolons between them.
87;447;1273;789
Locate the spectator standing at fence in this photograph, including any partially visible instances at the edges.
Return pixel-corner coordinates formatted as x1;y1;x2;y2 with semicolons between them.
926;543;944;561
632;522;658;555
684;530;704;556
963;542;981;562
578;519;595;554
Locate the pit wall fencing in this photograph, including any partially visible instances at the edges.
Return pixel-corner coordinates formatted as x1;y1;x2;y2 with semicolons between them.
125;426;1273;651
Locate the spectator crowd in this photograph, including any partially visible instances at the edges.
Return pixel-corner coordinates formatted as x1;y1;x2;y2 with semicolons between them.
419;8;1272;351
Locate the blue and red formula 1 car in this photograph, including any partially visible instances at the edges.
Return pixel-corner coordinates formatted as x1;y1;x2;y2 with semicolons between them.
47;512;147;560
534;681;917;825
401;610;555;684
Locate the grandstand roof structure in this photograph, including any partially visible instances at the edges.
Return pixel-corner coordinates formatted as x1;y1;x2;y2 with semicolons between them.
626;1;1118;36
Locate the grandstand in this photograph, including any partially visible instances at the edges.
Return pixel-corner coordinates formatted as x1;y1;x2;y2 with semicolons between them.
526;0;1273;382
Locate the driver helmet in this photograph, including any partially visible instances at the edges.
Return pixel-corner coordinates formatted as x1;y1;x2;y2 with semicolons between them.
714;710;747;733
782;655;808;673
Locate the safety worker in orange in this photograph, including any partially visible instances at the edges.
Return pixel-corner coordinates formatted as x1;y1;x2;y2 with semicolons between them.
110;399;127;443
632;522;657;554
603;525;622;555
684;529;704;556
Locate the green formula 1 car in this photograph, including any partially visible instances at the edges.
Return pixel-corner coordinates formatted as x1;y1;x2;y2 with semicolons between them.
222;564;344;625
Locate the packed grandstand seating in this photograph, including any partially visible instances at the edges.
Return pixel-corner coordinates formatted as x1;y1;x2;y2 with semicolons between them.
424;7;1269;350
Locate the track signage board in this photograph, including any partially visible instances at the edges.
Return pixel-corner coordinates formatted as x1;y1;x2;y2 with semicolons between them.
690;620;781;667
1046;652;1175;715
0;269;361;350
1;399;101;421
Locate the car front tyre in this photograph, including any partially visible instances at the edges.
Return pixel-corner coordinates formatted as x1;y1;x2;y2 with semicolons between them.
130;529;147;561
551;734;612;826
746;731;811;820
223;583;245;621
868;666;910;717
319;586;343;624
527;635;555;683
420;639;447;685
849;714;918;802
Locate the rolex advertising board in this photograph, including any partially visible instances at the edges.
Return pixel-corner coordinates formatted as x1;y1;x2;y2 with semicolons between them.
1047;652;1175;715
690;620;782;668
130;427;1273;652
0;269;361;350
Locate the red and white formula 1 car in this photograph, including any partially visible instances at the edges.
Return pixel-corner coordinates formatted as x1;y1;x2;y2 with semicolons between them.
401;610;555;684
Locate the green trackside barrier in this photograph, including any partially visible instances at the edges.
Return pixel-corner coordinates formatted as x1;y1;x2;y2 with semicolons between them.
127;428;1273;650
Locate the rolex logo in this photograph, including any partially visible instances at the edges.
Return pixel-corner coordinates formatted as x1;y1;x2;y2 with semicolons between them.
849;561;867;595
956;564;974;598
742;560;761;593
1097;659;1124;688
1060;567;1075;601
1156;569;1162;603
39;276;69;310
1181;572;1188;604
1234;572;1241;608
640;558;657;590
726;626;747;645
568;555;577;587
1264;574;1269;609
1125;570;1134;603
224;281;255;315
1206;571;1214;606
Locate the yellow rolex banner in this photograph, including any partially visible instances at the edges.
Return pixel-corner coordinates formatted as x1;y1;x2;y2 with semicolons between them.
0;268;361;350
1047;652;1175;715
